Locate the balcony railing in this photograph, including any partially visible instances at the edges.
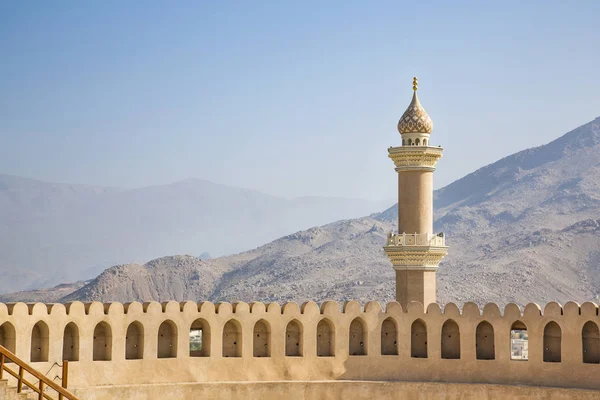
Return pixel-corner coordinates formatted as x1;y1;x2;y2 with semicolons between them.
386;232;446;247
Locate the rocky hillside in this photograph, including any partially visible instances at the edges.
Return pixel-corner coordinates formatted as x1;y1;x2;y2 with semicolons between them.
0;176;387;293
3;116;600;306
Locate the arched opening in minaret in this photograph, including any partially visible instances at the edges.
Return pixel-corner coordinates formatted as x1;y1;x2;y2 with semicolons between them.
381;317;398;355
411;319;427;358
253;319;271;357
543;321;561;362
0;322;16;356
582;321;600;364
125;321;144;360
158;320;178;358
441;319;460;359
510;321;528;360
476;321;494;360
423;138;428;146
285;319;303;356
222;319;242;357
407;139;413;146
30;321;49;362
93;322;112;361
402;139;406;146
62;322;79;361
190;318;210;357
415;138;421;145
349;317;367;356
317;318;335;357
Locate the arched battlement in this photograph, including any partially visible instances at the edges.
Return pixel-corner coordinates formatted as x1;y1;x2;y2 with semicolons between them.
482;303;501;318
581;302;598;317
320;301;340;315
406;301;425;315
385;302;403;314
6;302;28;316
85;301;105;316
233;301;250;314
266;302;281;314
143;301;162;314
462;302;480;317
364;301;382;314
282;302;300;315
426;302;441;315
0;300;598;390
443;303;460;316
343;300;361;314
503;303;522;319
65;301;86;315
301;301;319;315
249;302;266;314
198;301;215;314
524;302;542;317
563;301;581;316
215;302;233;314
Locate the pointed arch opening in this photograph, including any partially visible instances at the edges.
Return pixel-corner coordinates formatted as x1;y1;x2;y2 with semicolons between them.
582;321;600;364
93;322;112;361
381;318;398;355
0;322;16;356
415;138;421;146
411;319;427;358
317;318;335;357
62;322;79;361
285;319;303;357
158;320;178;358
476;321;495;360
253;319;271;357
222;319;242;357
543;321;561;362
441;319;460;359
510;320;528;360
31;321;49;362
126;321;144;360
349;317;367;356
407;139;413;146
423;139;428;146
190;319;210;357
402;139;406;146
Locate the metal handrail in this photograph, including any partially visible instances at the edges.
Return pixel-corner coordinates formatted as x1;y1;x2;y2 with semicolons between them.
0;345;78;400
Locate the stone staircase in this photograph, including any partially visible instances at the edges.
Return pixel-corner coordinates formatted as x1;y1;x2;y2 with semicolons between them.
0;379;32;400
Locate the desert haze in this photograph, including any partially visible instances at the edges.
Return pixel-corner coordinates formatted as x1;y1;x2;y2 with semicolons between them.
3;116;599;307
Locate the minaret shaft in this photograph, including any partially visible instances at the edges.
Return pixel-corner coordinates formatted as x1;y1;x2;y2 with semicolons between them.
397;171;433;235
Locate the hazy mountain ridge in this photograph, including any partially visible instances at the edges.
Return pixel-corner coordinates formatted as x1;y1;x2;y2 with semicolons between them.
3;116;600;306
0;175;388;293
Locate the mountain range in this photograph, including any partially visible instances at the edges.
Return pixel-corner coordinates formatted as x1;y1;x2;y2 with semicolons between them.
2;116;600;306
0;175;387;293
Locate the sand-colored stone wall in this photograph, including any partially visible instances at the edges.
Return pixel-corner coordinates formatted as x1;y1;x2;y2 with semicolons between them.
73;381;600;400
0;300;599;390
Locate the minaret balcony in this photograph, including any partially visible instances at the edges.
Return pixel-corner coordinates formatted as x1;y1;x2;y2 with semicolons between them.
388;146;443;171
386;232;446;247
384;232;448;270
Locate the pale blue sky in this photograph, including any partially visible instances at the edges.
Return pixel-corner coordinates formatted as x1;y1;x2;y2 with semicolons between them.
1;1;599;201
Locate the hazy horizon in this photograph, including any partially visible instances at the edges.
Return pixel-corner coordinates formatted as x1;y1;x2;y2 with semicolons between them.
1;1;599;202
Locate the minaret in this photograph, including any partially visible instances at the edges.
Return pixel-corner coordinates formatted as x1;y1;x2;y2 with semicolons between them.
384;77;448;308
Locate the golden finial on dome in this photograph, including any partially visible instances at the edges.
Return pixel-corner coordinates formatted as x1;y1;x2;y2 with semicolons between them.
397;77;433;135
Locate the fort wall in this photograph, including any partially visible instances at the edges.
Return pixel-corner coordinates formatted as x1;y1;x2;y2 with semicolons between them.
1;300;599;391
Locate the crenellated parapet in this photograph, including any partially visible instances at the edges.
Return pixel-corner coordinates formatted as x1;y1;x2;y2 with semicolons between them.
1;300;599;391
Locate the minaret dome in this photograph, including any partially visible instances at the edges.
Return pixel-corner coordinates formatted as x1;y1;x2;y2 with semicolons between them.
397;77;433;146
